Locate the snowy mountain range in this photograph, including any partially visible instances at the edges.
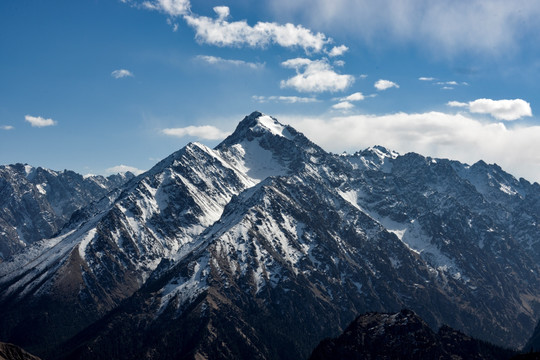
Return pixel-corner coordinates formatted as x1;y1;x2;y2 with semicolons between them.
2;111;540;359
0;165;133;261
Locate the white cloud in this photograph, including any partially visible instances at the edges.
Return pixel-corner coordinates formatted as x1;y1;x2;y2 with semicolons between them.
419;77;436;81
279;111;540;183
141;0;190;17
162;125;229;140
469;98;532;120
333;60;345;67
342;92;365;101
374;79;399;91
252;95;319;103
111;69;134;79
184;6;330;53
332;101;354;110
280;58;354;93
1;125;14;130
448;98;532;120
213;6;230;20
328;45;349;57
24;115;57;128
195;55;264;70
267;0;540;56
437;81;458;85
447;101;468;107
105;164;145;175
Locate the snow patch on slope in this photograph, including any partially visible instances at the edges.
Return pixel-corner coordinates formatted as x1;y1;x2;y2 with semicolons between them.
253;115;294;140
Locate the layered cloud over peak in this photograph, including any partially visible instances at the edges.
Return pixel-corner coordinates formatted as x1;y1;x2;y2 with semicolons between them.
280;111;540;182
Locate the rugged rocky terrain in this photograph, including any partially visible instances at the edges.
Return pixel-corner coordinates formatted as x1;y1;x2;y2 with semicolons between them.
2;112;540;359
0;342;41;360
309;309;517;360
0;164;133;260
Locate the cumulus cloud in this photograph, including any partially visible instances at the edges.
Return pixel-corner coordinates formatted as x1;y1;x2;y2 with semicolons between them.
267;0;540;57
252;95;319;103
162;125;229;140
448;98;532;120
278;111;540;183
24;115;57;128
328;45;349;57
468;99;532;120
374;79;399;91
105;165;145;175
1;125;14;130
280;58;354;93
111;69;134;79
184;6;329;54
141;0;190;17
196;55;264;69
332;101;354;110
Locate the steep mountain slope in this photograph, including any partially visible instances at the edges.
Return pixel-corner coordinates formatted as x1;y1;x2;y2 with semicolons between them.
3;112;540;359
0;342;41;360
309;309;516;360
0;164;133;260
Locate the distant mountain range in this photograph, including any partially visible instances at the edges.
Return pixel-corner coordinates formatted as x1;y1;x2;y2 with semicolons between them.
2;111;540;359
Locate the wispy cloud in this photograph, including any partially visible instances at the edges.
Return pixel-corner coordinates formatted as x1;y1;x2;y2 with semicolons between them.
419;77;436;81
332;101;354;110
140;0;190;17
374;79;399;91
25;115;57;128
162;125;229;140
448;98;532;120
280;58;354;93
267;0;540;57
341;92;365;101
105;164;145;175
111;69;134;79
184;6;330;54
280;111;540;182
1;125;14;130
196;55;264;70
252;95;319;103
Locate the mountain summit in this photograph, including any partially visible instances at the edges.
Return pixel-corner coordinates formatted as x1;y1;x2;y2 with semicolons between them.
2;112;540;359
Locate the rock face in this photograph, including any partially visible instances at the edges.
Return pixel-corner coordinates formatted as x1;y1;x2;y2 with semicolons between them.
0;342;41;360
3;112;540;359
309;309;516;360
0;164;133;260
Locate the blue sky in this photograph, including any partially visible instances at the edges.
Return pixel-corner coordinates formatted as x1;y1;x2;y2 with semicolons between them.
2;0;540;181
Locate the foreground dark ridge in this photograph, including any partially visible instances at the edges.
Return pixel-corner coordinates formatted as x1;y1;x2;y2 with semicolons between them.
0;342;41;360
309;309;518;360
2;112;540;359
